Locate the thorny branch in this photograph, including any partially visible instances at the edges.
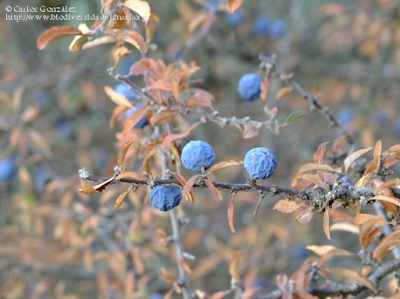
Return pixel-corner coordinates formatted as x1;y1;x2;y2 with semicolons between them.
253;259;400;299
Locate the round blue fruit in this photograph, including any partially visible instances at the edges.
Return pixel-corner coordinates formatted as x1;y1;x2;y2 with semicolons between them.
253;17;271;36
148;294;164;299
181;140;216;173
226;10;246;27
205;0;219;12
244;147;277;180
150;186;182;212
115;83;137;102
0;157;16;182
237;73;263;101
342;176;354;186
268;20;286;38
126;104;149;129
337;108;355;127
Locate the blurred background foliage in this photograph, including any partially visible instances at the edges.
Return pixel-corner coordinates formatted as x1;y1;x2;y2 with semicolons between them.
1;0;400;298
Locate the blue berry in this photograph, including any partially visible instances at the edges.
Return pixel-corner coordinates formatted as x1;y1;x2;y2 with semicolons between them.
148;294;164;299
253;17;271;36
337;108;355;127
0;157;16;182
342;176;354;186
205;0;219;12
181;140;216;173
293;244;309;259
268;20;286;38
253;277;269;288
115;83;138;102
150;186;182;212
226;10;246;27
244;147;277;180
126;104;149;129
237;73;263;101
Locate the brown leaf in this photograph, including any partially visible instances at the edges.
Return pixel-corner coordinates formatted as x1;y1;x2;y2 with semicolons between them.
160;267;175;284
300;174;330;191
295;206;314;223
37;26;82;50
148;80;175;92
104;86;134;108
243;123;260;139
353;214;387;226
111;30;148;53
229;251;241;279
373;140;382;170
204;178;223;200
227;0;243;13
313;142;329;164
114;186;131;208
354;172;374;188
122;0;151;24
123;106;150;136
182;175;199;200
149;110;178;126
323;209;331;240
370;195;400;207
117;171;148;181
298;163;335;175
161;122;200;149
276;86;292;100
82;36;117;50
375;179;400;192
92;177;115;192
227;196;236;233
143;149;157;178
273;200;301;214
260;79;269;101
117;139;135;168
359;218;384;248
373;230;400;262
157;228;168;239
306;245;336;256
330;222;359;234
79;180;99;194
112;46;132;66
318;248;354;267
328;268;376;292
180;260;192;274
207;160;243;174
69;24;91;51
342;147;373;173
110;105;129;129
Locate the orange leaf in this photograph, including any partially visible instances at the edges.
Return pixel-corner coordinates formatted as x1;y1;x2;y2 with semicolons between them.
207;160;243;174
117;171;148;181
117;139;135;168
298;163;335;175
182;175;199;200
180;260;192;274
37;26;82;50
143;149;157;178
227;196;235;233
123;106;150;136
370;195;400;207
149;110;178;126
112;30;148;53
353;214;387;226
110;105;129;129
323;209;331;240
115;186;131;208
359;218;384;248
227;0;243;13
160;267;175;284
148;80;175;92
204;178;223;200
342;147;373;173
375;179;400;192
79;180;99;194
295;206;314;223
229;251;241;280
122;0;151;24
318;248;354;267
276;86;292;100
104;86;134;108
313;142;329;164
306;245;336;256
328;268;376;292
161;122;200;149
273;200;300;214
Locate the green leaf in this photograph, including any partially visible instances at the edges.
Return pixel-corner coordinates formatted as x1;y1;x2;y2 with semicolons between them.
282;111;306;127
